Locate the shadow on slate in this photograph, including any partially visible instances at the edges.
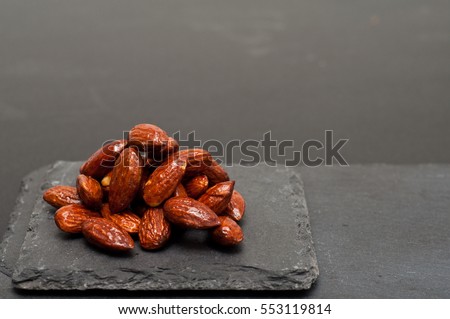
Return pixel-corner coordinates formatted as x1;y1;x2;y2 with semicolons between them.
9;162;319;291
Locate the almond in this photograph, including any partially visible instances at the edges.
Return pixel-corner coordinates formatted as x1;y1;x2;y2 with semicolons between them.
100;204;141;234
76;174;103;210
170;148;213;169
43;185;81;208
109;211;141;234
185;159;229;185
173;183;188;197
211;216;244;246
143;157;187;207
198;181;235;214
139;208;171;250
80;139;126;179
223;190;246;221
109;147;144;213
54;204;100;233
82;218;134;252
163;197;220;229
128;123;170;151
148;137;180;165
100;171;112;200
184;174;209;199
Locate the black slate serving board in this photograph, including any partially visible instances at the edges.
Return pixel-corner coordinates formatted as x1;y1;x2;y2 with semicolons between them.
8;162;318;291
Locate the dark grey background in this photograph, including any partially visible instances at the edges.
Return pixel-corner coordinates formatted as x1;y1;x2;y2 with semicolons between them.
1;0;449;296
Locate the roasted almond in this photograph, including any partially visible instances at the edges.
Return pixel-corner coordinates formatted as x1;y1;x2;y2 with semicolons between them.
43;185;81;208
109;211;141;234
223;190;246;221
139;208;171;250
109;147;144;213
54;204;100;233
198;181;235;214
100;203;141;234
148;137;180;165
184;174;209;199
163;197;220;229
173;183;188;197
76;174;103;210
82;218;134;252
170;148;213;169
211;216;244;246
128;123;170;151
185;159;229;185
100;171;112;200
143;157;187;207
80;139;126;179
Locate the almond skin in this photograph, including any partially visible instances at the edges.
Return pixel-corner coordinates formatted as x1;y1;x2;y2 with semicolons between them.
43;185;81;208
184;174;209;199
173;183;188;197
143;158;187;207
222;190;246;221
80;139;126;179
54;204;100;233
198;181;235;214
211;216;244;246
100;204;141;234
82;218;135;252
147;137;180;166
163;197;220;229
109;147;144;214
76;174;103;210
185;159;229;185
128;123;170;151
139;208;171;250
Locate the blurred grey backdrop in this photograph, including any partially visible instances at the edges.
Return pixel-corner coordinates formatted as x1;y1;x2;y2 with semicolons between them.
0;0;449;268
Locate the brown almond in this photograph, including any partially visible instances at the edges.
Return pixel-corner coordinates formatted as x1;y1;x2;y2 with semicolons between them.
184;174;209;199
143;158;187;207
223;190;246;221
128;123;170;151
109;211;141;234
147;137;180;166
185;159;229;185
43;185;81;208
109;147;144;213
163;197;220;229
54;204;100;233
198;181;235;214
170;148;213;169
100;204;141;234
82;218;134;252
76;174;103;210
139;208;171;250
80;139;126;179
211;216;244;246
173;183;188;197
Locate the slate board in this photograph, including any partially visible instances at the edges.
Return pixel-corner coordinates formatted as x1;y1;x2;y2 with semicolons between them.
301;164;450;298
0;164;50;277
10;162;319;291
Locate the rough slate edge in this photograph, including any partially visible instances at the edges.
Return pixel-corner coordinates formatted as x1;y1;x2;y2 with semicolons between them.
11;162;319;291
0;164;51;277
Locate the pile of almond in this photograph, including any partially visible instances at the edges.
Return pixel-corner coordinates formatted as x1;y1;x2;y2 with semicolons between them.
43;124;245;252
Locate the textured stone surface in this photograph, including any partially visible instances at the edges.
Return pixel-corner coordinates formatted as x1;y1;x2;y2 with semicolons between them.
301;165;450;298
0;165;50;277
11;162;318;291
